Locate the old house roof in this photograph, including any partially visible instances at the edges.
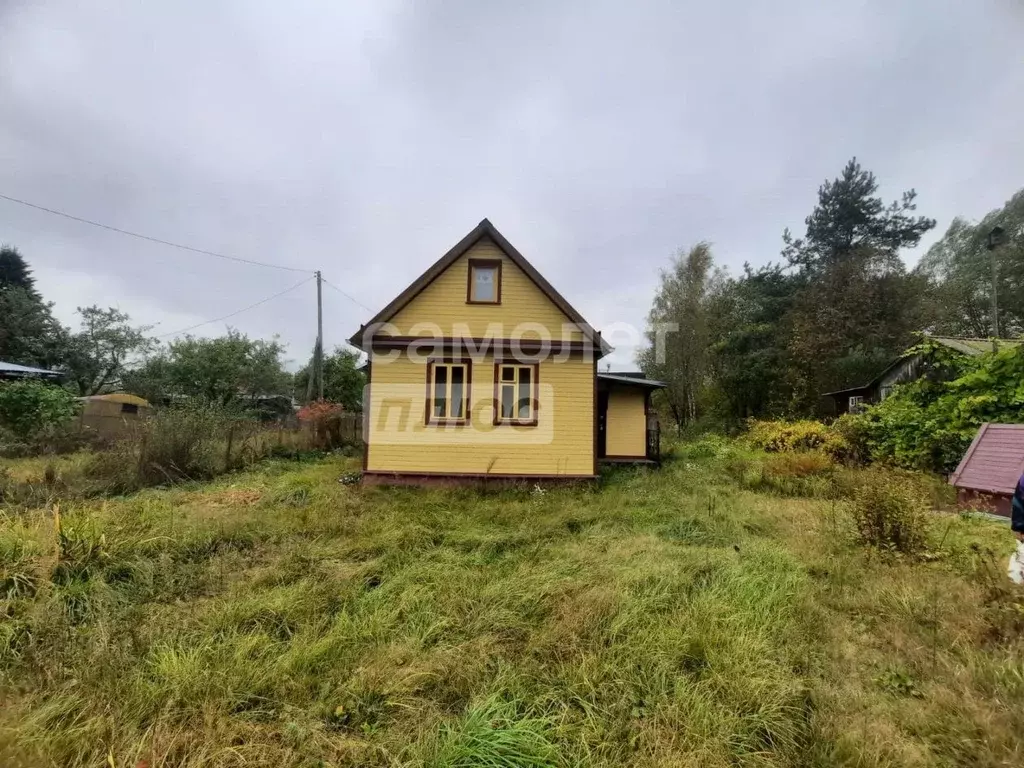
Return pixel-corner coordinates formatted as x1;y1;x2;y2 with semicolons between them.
949;423;1024;495
823;336;1021;398
929;337;1020;356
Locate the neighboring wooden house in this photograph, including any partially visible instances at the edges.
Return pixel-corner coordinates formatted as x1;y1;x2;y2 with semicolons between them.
950;423;1024;518
823;336;1021;416
349;219;662;486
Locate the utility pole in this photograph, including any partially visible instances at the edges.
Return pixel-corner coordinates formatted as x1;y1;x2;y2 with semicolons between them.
315;270;324;400
986;226;1005;348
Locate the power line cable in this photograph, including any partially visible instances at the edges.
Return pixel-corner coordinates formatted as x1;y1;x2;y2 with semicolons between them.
156;275;314;338
0;192;312;273
322;276;374;312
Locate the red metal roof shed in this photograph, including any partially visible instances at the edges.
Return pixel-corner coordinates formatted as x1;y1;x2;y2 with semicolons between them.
949;423;1024;517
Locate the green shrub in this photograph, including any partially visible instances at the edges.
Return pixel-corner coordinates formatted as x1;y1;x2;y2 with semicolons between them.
0;380;78;442
824;413;871;464
860;392;975;473
745;419;830;453
860;342;1024;473
744;417;872;466
850;474;930;554
85;402;259;493
765;451;834;478
730;451;837;498
429;697;559;768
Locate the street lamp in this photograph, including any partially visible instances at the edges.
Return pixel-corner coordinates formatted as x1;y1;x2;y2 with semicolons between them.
985;225;1006;343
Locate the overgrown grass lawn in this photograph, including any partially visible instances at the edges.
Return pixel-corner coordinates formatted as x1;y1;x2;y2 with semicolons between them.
1;447;1022;767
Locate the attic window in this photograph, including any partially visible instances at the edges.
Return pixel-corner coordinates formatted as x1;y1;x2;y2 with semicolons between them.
467;259;501;304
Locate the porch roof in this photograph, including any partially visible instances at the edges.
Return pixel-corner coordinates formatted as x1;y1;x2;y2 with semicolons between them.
597;372;666;389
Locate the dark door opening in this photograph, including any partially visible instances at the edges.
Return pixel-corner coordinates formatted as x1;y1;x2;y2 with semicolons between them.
597;390;608;458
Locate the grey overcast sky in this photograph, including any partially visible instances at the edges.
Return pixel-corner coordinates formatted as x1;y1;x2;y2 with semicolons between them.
2;1;1022;369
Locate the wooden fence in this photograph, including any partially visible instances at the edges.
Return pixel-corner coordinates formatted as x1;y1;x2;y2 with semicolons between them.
334;412;363;445
75;408;365;456
267;412;363;452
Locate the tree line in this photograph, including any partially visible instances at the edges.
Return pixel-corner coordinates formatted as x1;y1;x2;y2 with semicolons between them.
640;158;1024;429
0;247;364;410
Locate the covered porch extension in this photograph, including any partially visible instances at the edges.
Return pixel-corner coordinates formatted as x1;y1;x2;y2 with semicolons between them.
596;372;665;466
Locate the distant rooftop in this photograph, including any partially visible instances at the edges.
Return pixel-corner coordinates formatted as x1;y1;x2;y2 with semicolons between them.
950;423;1024;495
928;336;1020;356
0;360;61;378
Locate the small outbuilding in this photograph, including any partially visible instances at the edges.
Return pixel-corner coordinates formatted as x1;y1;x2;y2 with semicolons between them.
77;393;152;438
596;372;666;465
949;423;1024;518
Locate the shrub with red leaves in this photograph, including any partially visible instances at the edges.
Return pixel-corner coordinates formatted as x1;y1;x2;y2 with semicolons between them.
297;400;345;423
297;400;346;449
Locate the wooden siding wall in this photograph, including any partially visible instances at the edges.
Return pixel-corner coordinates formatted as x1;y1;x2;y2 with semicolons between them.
388;239;585;341
878;354;923;400
605;387;646;458
366;351;594;476
76;401;151;439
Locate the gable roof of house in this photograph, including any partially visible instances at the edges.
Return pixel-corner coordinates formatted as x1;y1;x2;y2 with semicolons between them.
348;219;609;353
949;423;1024;495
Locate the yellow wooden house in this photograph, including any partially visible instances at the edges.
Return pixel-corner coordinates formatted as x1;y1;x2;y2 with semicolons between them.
349;219;664;486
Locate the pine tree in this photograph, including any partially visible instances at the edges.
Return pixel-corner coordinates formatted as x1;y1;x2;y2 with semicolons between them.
0;245;41;300
782;158;935;273
0;244;63;365
780;159;936;411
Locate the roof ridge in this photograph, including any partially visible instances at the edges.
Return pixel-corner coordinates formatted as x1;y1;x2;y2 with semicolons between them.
348;219;609;355
933;335;1008;341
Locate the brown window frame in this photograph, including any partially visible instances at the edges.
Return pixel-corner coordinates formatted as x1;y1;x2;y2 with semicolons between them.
492;362;539;427
467;258;502;305
425;358;472;426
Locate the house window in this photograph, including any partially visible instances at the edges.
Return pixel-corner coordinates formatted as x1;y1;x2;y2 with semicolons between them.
426;360;470;424
848;395;865;414
467;259;501;304
494;363;538;425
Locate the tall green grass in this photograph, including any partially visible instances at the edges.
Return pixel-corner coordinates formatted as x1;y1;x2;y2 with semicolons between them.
0;449;1020;767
